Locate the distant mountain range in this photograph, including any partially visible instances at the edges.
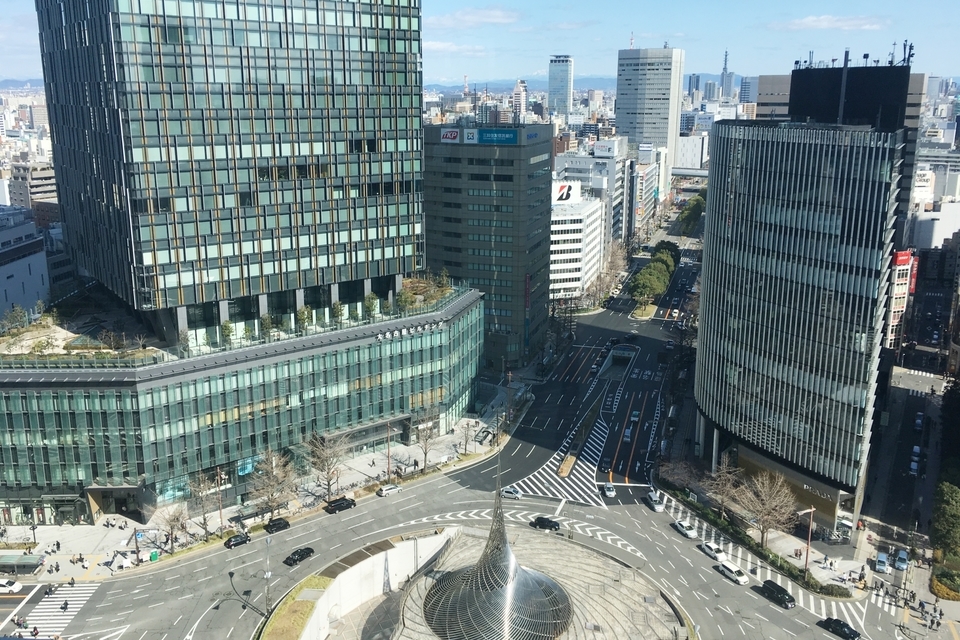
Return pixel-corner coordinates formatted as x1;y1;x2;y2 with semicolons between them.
0;79;44;89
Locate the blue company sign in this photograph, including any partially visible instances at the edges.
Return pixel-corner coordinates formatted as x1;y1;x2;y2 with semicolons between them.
477;129;518;145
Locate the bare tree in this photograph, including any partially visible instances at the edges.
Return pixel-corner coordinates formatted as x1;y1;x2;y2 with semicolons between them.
456;419;477;454
248;447;297;520
307;431;351;499
702;452;742;521
156;504;189;555
187;471;220;541
134;333;149;350
415;409;442;473
658;459;700;488
738;471;799;548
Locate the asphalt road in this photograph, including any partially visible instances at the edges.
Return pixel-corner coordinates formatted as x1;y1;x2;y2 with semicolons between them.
9;233;905;640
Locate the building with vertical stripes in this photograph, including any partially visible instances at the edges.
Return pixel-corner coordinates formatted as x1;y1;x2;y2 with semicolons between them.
695;120;903;528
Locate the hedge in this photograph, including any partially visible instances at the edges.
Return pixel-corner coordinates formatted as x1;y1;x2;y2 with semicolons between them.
932;568;960;601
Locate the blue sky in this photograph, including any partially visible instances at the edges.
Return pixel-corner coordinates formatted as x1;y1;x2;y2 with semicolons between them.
0;0;953;83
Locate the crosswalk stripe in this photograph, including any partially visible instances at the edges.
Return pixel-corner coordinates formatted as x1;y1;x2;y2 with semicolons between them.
20;583;100;635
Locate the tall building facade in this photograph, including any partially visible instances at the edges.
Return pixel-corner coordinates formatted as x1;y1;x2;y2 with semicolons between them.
739;76;758;104
615;47;685;174
512;79;528;119
37;0;424;345
5;0;486;525
423;125;553;370
548;55;574;115
696;63;917;528
719;50;734;99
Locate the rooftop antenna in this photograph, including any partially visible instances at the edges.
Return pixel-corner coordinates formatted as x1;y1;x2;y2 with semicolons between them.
808;50;814;67
629;31;634;49
889;41;897;65
664;40;669;49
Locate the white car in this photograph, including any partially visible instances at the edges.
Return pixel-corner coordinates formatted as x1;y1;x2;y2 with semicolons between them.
719;560;749;585
675;520;698;539
603;482;616;498
0;579;23;594
701;541;727;562
500;486;523;500
376;483;402;496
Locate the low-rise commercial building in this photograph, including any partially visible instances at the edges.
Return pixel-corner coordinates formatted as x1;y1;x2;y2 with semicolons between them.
549;183;604;300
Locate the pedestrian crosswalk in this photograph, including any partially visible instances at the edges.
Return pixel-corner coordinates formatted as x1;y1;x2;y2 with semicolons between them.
908;388;927;397
659;495;897;629
18;583;100;636
904;369;940;379
510;415;611;507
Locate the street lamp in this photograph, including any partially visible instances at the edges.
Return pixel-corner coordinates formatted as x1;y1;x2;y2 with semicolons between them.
29;523;37;546
798;506;816;579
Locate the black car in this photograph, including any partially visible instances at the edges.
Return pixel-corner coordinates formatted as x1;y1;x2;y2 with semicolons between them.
264;518;290;534
282;547;314;566
600;457;612;473
761;580;796;608
224;533;251;549
325;496;357;513
532;517;560;531
823;617;860;639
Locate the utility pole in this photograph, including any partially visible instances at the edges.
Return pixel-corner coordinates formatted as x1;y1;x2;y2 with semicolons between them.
385;421;392;481
217;466;225;537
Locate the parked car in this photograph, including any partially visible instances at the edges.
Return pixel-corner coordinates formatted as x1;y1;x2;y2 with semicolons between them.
603;482;616;498
325;496;357;513
376;484;402;497
282;547;314;566
264;518;290;534
915;412;924;432
675;520;698;539
895;549;909;571
224;533;251;549
875;552;890;574
909;461;919;476
0;580;22;594
701;541;726;562
665;340;675;350
761;579;796;608
719;560;749;585
500;487;523;500
532;516;560;531
822;617;861;639
911;446;921;463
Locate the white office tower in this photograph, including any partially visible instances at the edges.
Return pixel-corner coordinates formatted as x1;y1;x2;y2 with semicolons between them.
512;79;528;118
616;47;685;174
549;55;574;115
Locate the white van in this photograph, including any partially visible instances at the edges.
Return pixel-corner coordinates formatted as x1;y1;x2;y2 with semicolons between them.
719;560;749;585
646;490;665;512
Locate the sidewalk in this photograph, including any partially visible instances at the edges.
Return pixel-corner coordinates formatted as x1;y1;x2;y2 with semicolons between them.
2;387;515;583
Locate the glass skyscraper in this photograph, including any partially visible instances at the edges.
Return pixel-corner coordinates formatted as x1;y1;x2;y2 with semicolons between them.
695;120;902;527
6;0;486;525
548;55;573;116
36;0;425;345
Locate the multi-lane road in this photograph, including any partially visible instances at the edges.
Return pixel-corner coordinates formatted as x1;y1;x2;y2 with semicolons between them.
5;248;907;640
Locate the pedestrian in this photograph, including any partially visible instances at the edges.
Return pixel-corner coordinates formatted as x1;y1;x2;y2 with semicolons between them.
55;540;60;552
55;562;60;572
935;596;940;606
61;600;68;612
31;627;38;638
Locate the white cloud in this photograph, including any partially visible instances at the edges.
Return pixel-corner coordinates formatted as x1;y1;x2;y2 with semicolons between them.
773;15;887;31
423;41;486;57
424;7;519;30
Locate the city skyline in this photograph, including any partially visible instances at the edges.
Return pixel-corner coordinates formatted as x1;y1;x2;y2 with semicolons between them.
0;1;956;83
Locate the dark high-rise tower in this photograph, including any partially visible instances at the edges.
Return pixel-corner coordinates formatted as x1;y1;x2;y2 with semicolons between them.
695;62;915;530
423;124;552;369
36;0;424;344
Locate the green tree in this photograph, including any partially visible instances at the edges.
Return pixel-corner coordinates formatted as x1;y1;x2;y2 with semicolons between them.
348;307;360;322
261;314;274;341
381;299;392;316
363;293;379;318
932;482;960;557
438;267;450;289
698;186;708;201
330;301;344;324
396;288;416;312
243;325;255;344
220;321;233;346
653;240;681;267
650;250;676;275
295;305;312;334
